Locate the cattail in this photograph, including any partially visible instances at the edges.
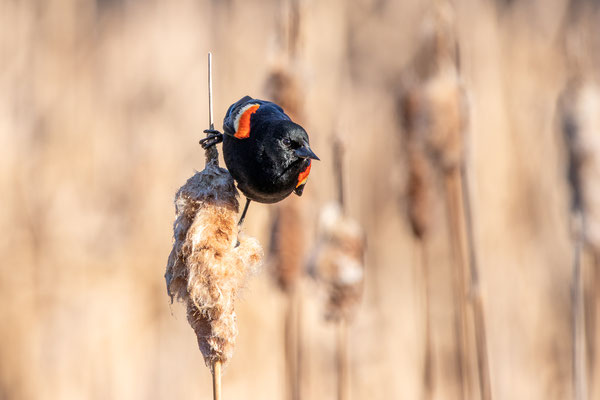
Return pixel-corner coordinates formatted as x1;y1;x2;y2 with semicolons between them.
264;68;304;122
559;77;600;400
559;79;600;250
165;54;263;399
310;202;365;322
165;164;262;369
397;74;436;400
558;3;600;395
309;139;366;400
265;67;306;291
399;3;491;400
309;201;365;400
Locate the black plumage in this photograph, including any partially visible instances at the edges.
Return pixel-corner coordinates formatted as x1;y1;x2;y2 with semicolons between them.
201;96;319;206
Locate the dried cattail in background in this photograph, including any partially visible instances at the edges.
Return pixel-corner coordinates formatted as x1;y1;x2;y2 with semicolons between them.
165;164;263;370
558;77;600;400
309;203;365;322
557;3;600;396
264;68;304;122
397;76;436;400
398;2;491;399
559;79;600;250
264;67;307;292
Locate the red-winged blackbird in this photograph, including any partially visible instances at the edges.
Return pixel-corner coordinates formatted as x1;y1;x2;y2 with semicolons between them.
200;96;319;223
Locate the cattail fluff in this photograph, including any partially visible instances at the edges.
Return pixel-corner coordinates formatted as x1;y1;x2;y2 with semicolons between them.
309;203;366;321
559;79;600;251
165;163;263;369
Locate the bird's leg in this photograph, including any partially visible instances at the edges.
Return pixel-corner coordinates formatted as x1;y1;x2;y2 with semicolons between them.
238;198;251;227
199;129;224;149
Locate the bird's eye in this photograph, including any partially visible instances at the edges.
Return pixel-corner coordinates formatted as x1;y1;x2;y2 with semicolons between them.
282;138;292;147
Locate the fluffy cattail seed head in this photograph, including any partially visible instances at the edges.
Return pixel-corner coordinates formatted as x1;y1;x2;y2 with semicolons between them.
166;163;263;369
309;203;366;321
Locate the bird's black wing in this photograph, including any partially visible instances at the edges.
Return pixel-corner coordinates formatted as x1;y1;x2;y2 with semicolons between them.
223;96;290;137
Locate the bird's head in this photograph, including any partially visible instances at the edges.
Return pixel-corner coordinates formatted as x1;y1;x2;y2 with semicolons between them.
265;120;319;194
275;121;319;162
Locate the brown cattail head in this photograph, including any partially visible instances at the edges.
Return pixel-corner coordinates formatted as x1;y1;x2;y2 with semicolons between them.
264;67;304;122
398;86;433;238
558;78;600;251
166;163;263;369
268;197;306;291
406;148;433;238
309;203;366;322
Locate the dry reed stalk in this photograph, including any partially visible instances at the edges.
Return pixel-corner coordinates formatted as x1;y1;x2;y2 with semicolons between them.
165;54;263;399
336;318;348;400
558;77;600;400
398;83;435;400
268;198;305;400
401;3;492;399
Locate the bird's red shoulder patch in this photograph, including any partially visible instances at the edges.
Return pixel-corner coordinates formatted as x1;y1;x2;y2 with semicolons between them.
296;161;312;188
234;104;260;139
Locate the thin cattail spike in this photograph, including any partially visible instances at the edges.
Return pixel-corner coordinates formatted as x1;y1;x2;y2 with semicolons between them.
336;318;348;400
333;137;345;212
573;210;588;400
444;172;471;400
206;52;218;166
417;236;434;400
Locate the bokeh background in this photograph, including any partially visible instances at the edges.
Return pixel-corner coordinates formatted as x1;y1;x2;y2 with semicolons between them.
2;0;600;399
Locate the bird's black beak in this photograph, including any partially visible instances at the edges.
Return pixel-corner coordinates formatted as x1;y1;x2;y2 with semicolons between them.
295;146;320;161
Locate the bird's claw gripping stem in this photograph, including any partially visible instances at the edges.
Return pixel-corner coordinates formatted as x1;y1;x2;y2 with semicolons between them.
199;129;224;149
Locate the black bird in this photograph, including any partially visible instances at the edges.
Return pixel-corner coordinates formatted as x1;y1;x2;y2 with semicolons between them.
200;96;319;224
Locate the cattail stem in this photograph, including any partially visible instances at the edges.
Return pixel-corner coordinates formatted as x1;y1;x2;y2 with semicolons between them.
205;52;218;166
333;138;345;212
207;51;222;400
336;318;348;400
590;251;600;399
443;171;471;400
572;211;588;400
212;360;222;400
284;284;302;400
417;236;434;400
460;166;492;400
444;166;493;400
295;286;304;400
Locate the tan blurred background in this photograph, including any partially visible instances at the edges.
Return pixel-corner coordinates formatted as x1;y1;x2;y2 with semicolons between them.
1;0;600;399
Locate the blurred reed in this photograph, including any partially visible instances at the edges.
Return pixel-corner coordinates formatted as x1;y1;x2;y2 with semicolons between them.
398;2;491;399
